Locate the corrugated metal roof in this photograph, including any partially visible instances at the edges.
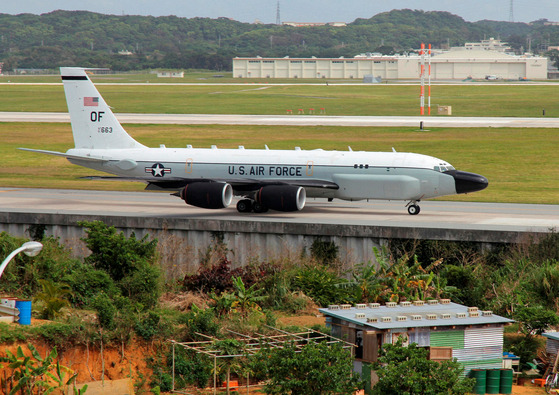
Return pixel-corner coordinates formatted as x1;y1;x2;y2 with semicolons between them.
319;301;513;330
543;332;559;341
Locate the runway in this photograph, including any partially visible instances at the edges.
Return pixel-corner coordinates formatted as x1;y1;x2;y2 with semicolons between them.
1;112;559;128
0;187;557;234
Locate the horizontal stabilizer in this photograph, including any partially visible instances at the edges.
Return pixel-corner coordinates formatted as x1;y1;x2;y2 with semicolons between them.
18;148;108;163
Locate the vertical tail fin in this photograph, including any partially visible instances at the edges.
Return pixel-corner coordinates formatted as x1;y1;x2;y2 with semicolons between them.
61;67;145;150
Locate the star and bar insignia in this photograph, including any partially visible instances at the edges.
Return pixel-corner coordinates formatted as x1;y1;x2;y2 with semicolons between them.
145;163;171;177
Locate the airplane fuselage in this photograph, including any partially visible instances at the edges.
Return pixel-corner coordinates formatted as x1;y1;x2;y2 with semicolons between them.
67;147;458;201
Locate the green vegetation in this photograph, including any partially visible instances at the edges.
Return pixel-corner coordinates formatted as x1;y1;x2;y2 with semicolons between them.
372;339;475;395
1;9;558;71
0;344;84;395
253;341;362;395
2;224;559;392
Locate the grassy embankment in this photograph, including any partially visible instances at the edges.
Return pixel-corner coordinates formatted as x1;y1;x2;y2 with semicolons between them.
0;80;557;204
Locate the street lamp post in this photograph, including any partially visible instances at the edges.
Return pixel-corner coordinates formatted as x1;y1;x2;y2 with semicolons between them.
0;241;43;279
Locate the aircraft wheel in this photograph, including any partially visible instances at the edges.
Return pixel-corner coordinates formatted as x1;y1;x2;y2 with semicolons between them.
407;204;420;215
253;202;269;213
236;199;253;213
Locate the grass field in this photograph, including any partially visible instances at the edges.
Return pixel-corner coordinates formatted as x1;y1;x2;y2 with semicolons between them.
1;75;559;117
2;122;558;204
0;76;558;205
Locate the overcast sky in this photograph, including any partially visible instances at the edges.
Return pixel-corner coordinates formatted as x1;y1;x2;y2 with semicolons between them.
2;0;559;24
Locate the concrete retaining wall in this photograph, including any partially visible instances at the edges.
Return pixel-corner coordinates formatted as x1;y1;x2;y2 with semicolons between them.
0;212;543;280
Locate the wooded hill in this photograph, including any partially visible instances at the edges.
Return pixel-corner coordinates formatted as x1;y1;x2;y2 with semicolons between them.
1;9;558;71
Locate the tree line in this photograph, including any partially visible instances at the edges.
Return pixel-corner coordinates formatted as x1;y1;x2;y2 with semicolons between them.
1;9;559;71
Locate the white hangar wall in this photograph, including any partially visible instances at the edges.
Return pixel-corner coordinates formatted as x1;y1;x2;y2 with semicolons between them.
233;50;548;80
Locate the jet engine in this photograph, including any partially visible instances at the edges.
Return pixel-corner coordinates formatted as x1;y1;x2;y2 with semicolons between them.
180;182;233;209
255;185;306;212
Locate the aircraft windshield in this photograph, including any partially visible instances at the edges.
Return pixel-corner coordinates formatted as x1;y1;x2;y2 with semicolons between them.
434;164;455;172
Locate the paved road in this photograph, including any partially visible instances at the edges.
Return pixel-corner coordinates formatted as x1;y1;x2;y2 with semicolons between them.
1;112;559;128
1;187;557;233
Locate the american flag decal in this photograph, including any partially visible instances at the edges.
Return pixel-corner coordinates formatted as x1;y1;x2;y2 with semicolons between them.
84;97;99;106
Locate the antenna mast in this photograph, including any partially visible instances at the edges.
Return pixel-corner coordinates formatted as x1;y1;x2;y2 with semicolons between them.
509;0;514;22
276;1;281;25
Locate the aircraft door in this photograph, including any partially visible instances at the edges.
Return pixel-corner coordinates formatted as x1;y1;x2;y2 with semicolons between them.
306;161;314;176
185;159;193;174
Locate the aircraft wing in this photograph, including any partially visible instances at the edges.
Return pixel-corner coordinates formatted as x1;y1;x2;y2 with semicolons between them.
18;148;109;163
81;176;339;191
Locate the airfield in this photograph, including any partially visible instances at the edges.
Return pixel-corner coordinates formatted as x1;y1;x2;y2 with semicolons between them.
2;112;559;128
1;77;558;266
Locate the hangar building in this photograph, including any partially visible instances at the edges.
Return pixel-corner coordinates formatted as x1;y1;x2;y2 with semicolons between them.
232;39;548;80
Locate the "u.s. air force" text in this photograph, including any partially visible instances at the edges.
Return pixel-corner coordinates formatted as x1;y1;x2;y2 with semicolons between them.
228;165;303;176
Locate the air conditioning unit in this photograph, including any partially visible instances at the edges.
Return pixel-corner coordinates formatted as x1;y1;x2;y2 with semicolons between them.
355;304;367;309
340;304;351;310
355;313;366;319
397;316;408;321
482;311;493;317
468;307;478;313
368;303;380;309
386;302;397;308
411;315;422;321
426;314;437;320
456;312;467;318
469;311;480;318
440;299;451;304
441;313;451;319
400;301;412;307
328;305;340;310
367;317;378;323
381;316;392;322
427;300;439;305
413;300;425;306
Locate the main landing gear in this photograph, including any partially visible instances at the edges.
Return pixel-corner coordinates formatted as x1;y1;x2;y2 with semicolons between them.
406;201;421;215
236;199;268;213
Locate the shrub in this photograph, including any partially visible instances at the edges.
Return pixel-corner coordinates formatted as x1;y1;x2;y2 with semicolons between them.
79;220;158;281
293;265;351;306
120;263;162;310
183;256;242;294
180;304;219;341
135;311;161;341
168;347;213;389
63;265;119;307
92;292;117;330
310;238;339;265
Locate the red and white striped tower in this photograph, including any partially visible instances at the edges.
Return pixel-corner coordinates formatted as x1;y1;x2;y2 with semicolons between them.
420;43;425;115
428;44;432;115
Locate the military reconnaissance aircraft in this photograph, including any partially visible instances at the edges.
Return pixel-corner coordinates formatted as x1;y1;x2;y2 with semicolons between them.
20;67;488;215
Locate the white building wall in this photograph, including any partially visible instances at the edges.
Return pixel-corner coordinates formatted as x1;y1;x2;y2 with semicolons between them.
232;54;548;80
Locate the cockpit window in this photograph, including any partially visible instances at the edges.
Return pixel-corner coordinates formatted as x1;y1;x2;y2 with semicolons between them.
434;165;455;172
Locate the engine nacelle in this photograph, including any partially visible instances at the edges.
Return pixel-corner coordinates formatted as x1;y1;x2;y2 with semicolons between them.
255;185;306;212
180;182;233;209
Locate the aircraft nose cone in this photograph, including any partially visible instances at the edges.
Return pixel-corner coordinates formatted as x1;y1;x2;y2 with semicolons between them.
446;170;489;194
